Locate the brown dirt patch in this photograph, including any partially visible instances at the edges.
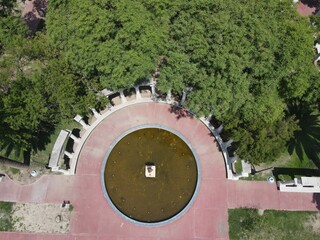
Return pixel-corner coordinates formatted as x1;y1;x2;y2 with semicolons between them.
305;213;320;234
0;163;52;185
12;203;71;233
141;89;151;98
111;96;122;106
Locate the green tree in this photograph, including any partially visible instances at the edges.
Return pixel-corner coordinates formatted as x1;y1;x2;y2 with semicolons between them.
0;11;96;161
33;0;320;164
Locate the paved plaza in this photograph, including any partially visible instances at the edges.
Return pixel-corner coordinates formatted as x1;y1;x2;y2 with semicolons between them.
0;103;319;239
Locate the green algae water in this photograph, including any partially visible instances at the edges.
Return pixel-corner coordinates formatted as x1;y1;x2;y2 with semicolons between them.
104;128;198;223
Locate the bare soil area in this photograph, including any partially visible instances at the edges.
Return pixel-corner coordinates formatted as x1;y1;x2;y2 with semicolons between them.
125;91;136;101
12;203;71;233
111;96;122;105
141;89;152;98
305;213;320;234
0;163;51;185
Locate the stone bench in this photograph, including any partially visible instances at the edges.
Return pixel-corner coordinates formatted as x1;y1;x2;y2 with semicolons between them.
49;129;80;174
199;116;243;180
48;130;70;171
278;177;320;193
68;82;236;178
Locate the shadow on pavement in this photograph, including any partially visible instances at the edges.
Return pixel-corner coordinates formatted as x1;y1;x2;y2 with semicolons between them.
312;193;320;210
301;0;320;10
169;105;194;120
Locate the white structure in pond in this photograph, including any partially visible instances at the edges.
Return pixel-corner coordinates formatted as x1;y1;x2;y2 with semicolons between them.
277;176;320;193
145;165;156;178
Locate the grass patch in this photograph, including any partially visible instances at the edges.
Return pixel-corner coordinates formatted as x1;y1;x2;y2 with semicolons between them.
243;149;318;182
287;107;320;169
234;160;242;174
0;120;79;166
0;149;25;164
31;119;80;166
0;201;14;231
240;173;270;181
283;149;317;169
229;208;320;240
9;167;20;175
245;107;319;181
277;174;294;181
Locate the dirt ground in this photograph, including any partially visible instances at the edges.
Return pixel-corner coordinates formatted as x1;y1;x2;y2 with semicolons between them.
305;213;320;234
12;203;71;233
141;89;152;98
0;163;51;185
111;96;122;106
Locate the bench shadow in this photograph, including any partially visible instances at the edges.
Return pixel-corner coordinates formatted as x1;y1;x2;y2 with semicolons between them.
62;128;80;170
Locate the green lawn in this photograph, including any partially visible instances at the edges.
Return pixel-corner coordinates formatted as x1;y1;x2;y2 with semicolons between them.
0;202;14;231
285;149;317;169
234;160;243;174
241;148;318;181
229;208;320;240
241;108;319;181
0;120;80;166
9;167;20;175
31;120;80;166
0;149;25;164
240;173;270;181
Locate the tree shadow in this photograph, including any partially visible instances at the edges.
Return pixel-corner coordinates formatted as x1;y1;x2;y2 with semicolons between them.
0;0;19;17
287;102;320;168
134;76;150;86
33;0;48;15
0;141;24;163
0;121;56;166
312;193;320;210
168;105;194;120
30;122;56;152
301;0;320;10
208;132;222;152
22;0;48;34
23;12;40;35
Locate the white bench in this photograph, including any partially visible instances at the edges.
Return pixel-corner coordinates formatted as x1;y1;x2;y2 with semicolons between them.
278;177;320;193
48;130;70;171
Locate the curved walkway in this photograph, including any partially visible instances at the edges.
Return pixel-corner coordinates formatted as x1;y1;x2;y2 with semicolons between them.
0;103;319;240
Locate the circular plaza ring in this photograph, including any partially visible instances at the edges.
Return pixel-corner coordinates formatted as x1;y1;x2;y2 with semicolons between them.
101;124;201;226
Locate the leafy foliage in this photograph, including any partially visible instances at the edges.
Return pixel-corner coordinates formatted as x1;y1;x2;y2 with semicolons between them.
1;0;319;165
0;17;95;160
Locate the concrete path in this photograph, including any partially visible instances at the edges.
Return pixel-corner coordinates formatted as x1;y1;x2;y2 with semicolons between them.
228;181;320;211
0;103;319;239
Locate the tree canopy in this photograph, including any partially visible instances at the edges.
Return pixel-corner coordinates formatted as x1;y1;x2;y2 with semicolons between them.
1;0;319;165
0;2;95;157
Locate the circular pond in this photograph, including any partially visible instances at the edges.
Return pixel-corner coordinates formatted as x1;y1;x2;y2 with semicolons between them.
101;126;199;225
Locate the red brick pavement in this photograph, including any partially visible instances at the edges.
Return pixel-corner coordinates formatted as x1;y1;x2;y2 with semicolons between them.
0;103;318;240
297;0;319;16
